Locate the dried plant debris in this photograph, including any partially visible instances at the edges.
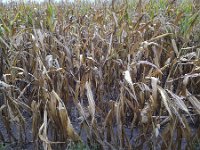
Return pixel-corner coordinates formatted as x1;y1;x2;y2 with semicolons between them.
0;0;200;149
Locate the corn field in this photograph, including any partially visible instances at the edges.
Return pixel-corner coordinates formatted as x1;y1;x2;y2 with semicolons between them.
0;0;200;149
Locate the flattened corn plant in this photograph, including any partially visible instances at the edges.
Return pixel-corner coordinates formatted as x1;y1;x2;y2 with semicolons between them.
0;0;200;149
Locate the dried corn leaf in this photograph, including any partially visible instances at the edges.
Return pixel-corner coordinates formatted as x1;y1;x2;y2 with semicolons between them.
157;86;172;116
186;90;200;115
167;90;189;114
0;80;13;89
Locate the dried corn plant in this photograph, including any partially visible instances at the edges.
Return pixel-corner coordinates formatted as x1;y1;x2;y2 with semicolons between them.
0;0;200;149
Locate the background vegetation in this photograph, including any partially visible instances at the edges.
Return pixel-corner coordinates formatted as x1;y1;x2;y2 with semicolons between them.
0;0;200;149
